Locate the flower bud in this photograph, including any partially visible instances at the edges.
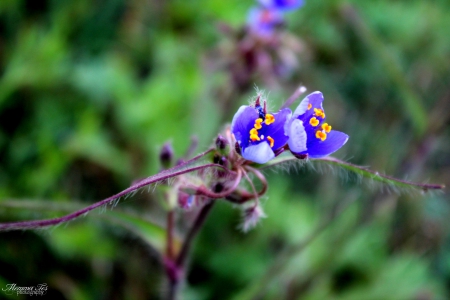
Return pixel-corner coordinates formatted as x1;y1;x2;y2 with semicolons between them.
160;142;173;169
178;192;195;209
213;182;224;193
215;135;230;155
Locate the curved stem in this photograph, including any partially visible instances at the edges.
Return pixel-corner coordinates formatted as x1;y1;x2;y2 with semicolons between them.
0;150;228;231
229;166;268;202
191;169;243;199
245;166;268;196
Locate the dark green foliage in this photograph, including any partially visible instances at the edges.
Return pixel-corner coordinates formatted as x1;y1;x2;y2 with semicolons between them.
0;0;449;299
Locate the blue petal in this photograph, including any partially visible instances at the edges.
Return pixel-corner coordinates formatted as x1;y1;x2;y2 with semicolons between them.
247;7;284;36
258;108;291;150
258;0;305;11
242;142;275;164
296;91;325;122
304;130;349;158
231;106;258;149
292;94;310;117
287;119;307;153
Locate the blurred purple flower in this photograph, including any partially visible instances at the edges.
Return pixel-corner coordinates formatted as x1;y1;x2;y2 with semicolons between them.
247;6;284;36
258;0;305;11
232;98;291;164
286;91;348;158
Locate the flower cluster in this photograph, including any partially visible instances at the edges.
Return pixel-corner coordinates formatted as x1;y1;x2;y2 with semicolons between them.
248;0;305;36
232;91;348;163
231;96;291;164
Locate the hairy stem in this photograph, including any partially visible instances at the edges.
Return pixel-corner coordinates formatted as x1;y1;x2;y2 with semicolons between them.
191;168;242;199
318;156;445;190
280;86;307;110
0;149;229;231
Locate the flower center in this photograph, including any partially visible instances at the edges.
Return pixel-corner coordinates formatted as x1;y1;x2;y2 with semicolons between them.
316;131;327;141
309;117;319;127
314;108;325;119
249;113;276;148
307;105;331;141
321;123;331;133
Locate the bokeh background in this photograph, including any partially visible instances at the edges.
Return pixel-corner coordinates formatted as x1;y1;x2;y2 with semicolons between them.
0;0;449;299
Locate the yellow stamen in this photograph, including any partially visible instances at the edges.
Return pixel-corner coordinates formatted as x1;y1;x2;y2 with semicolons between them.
264;114;275;125
250;128;260;141
250;134;260;141
254;118;263;129
321;123;332;133
316;131;327;141
314;108;325;118
309;117;319;127
307;103;312;110
267;136;274;148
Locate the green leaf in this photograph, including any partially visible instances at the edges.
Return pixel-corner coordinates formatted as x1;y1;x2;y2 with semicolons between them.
104;210;168;252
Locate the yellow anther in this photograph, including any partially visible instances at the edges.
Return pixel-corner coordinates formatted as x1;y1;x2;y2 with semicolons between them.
316;131;327;141
307;103;312;110
264;114;275;125
250;134;260;141
267;136;274;148
309;117;319;127
314;108;325;118
254;118;263;129
250;128;260;141
321;123;332;133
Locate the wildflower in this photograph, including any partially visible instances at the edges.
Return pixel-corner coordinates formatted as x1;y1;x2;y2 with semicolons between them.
247;6;284;36
286;91;348;158
258;0;305;11
232;97;291;164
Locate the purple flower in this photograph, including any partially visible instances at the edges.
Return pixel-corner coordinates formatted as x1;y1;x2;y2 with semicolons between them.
247;7;284;36
232;98;291;164
258;0;305;11
286;91;348;158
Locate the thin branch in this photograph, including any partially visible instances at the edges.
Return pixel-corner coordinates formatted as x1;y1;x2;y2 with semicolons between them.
317;156;445;191
191;168;243;199
245;166;268;196
166;211;175;260
177;136;199;165
227;166;268;203
258;154;445;191
175;200;216;267
0;149;228;231
280;86;307;110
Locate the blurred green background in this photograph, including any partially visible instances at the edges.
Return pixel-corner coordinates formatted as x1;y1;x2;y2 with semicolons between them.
0;0;449;299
